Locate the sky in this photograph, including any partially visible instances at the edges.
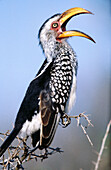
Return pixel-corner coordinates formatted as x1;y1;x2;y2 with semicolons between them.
0;0;110;169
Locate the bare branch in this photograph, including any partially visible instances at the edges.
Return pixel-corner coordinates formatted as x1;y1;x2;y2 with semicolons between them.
94;120;111;170
0;112;93;169
62;112;94;146
0;132;63;169
80;124;93;146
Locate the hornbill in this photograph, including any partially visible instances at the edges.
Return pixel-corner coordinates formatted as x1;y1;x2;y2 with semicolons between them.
0;7;95;157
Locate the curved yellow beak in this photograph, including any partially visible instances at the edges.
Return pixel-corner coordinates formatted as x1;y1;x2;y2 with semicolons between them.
57;7;95;43
58;30;96;43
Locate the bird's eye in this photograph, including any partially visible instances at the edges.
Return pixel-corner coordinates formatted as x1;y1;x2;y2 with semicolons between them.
52;23;58;28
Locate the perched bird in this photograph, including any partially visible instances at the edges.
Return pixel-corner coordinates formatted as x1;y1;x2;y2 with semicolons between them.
0;7;95;157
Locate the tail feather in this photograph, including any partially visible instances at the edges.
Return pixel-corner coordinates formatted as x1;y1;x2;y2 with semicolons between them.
0;127;21;157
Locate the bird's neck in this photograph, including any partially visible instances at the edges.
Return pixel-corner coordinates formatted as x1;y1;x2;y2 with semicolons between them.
40;36;75;62
42;36;56;62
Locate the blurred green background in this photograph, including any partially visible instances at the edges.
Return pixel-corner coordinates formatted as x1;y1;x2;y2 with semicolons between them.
0;0;110;169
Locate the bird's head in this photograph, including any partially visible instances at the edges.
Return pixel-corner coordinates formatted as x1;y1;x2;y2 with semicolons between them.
38;7;95;61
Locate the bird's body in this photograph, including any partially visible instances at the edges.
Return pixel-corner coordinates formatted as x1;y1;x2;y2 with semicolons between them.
17;31;78;148
0;7;95;157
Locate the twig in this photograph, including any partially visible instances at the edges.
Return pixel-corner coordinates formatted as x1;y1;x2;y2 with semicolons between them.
94;120;111;170
0;112;93;169
0;133;64;169
80;124;93;146
68;112;94;146
69;112;93;127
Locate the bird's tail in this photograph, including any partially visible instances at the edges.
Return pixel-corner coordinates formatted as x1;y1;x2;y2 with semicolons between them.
0;127;21;157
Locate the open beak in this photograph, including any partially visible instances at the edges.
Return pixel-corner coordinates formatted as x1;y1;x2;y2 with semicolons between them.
57;7;95;43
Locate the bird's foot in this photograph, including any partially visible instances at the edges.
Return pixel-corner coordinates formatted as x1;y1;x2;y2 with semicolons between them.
61;113;71;128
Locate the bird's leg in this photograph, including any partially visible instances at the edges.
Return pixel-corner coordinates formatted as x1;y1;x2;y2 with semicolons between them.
61;113;71;128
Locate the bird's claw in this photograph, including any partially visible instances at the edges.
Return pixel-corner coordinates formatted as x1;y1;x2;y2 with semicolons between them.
61;113;71;128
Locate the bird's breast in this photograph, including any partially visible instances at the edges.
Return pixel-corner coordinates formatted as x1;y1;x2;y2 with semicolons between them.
49;53;77;114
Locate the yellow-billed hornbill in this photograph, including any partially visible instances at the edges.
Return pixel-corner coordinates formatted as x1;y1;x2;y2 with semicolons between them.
0;7;95;156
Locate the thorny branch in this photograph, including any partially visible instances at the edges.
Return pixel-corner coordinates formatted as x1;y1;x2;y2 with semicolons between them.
0;132;63;169
61;112;94;146
93;120;111;170
0;112;93;169
73;112;94;146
